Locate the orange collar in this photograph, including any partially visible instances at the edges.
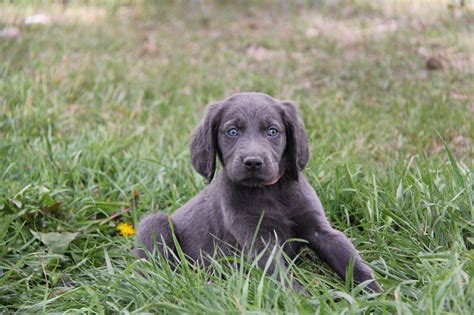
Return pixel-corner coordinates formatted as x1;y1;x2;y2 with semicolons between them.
264;173;284;186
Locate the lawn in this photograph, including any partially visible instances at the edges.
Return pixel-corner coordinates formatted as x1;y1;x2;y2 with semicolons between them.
0;0;473;313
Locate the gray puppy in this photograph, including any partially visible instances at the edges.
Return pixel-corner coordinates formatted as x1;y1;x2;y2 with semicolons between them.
134;92;380;292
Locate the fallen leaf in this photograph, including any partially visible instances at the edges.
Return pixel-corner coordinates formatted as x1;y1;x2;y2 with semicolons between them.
247;20;260;30
42;202;63;214
426;56;445;70
31;231;78;254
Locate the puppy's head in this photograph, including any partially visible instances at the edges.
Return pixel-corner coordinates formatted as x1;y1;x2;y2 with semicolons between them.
191;92;309;187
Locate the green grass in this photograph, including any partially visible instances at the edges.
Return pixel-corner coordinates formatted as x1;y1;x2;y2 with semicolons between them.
1;0;473;313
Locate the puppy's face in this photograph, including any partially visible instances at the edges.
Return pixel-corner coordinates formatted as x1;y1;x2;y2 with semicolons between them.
191;92;309;186
217;98;286;187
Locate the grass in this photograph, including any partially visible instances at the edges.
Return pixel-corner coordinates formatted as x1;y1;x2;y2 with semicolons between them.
0;0;473;313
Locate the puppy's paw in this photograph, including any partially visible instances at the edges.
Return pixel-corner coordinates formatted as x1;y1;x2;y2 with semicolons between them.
366;279;382;293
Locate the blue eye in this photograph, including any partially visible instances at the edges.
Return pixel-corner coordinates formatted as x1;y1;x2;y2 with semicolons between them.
267;127;279;137
226;128;239;137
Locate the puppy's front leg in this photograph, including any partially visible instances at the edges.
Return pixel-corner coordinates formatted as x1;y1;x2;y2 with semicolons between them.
298;201;380;292
309;225;380;292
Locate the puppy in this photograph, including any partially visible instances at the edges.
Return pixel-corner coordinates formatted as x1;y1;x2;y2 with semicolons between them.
134;92;380;292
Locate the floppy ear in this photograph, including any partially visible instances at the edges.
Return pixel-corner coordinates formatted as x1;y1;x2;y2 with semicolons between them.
280;100;309;180
190;102;223;183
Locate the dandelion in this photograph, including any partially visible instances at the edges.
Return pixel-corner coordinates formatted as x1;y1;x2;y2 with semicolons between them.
117;222;135;236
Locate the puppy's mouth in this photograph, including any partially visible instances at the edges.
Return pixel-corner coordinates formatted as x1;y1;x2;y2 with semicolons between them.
238;173;283;187
239;177;267;187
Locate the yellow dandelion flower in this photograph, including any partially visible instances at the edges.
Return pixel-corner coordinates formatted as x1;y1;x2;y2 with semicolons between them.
117;222;135;236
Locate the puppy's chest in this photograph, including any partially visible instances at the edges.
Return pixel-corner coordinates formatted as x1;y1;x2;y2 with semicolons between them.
222;194;293;231
228;193;287;214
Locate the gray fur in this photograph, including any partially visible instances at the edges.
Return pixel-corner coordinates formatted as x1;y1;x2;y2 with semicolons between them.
134;92;380;292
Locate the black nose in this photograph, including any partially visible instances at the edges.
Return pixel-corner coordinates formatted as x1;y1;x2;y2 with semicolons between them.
243;156;263;170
